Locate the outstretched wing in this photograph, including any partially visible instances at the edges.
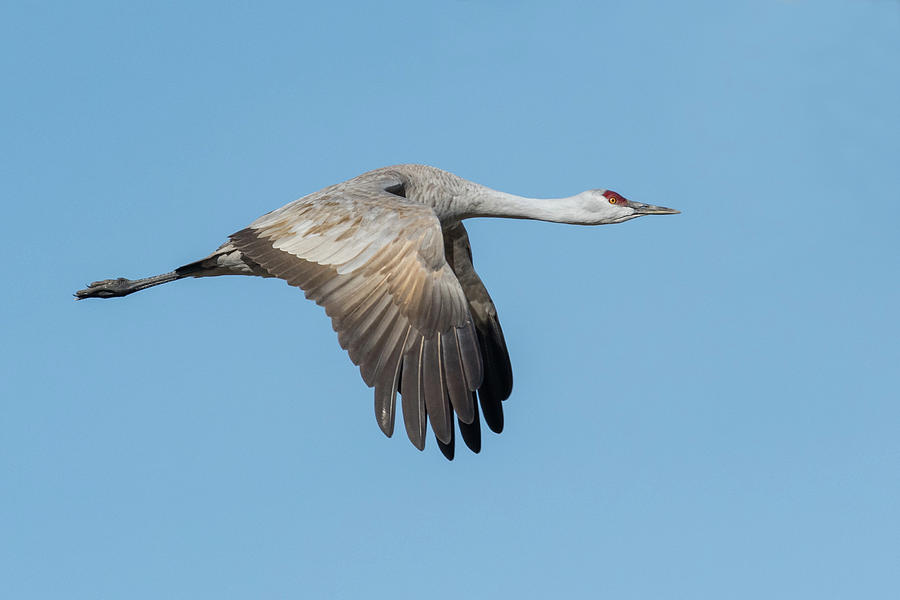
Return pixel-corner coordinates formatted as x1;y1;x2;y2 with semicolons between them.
229;171;483;452
442;222;514;455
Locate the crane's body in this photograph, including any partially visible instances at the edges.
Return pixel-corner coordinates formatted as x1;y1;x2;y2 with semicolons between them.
76;164;678;459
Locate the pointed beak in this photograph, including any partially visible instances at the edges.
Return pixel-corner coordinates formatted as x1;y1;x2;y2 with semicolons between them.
627;201;680;215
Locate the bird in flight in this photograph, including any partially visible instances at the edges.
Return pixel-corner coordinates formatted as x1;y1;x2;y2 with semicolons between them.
77;164;679;459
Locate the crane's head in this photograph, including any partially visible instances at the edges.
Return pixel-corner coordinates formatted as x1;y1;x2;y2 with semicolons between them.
578;189;679;224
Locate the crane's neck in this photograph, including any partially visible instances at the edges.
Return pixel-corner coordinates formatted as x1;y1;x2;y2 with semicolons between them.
455;185;598;225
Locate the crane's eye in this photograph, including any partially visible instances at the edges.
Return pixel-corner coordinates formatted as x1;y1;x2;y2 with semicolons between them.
608;197;618;204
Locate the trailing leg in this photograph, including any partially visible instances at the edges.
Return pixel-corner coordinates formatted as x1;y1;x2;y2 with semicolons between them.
74;242;272;300
74;272;184;299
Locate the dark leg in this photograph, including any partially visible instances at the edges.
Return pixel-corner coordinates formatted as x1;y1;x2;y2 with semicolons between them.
74;272;183;299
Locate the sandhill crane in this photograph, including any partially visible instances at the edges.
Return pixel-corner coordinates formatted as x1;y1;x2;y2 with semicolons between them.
76;164;679;459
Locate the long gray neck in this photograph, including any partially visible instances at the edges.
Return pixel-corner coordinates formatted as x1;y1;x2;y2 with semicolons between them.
455;185;591;224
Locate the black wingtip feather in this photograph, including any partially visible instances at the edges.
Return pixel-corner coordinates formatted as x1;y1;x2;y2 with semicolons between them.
475;325;510;434
479;392;504;434
436;423;455;460
481;319;513;402
458;392;482;453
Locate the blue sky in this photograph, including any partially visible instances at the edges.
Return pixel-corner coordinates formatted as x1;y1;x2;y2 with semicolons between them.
2;1;898;598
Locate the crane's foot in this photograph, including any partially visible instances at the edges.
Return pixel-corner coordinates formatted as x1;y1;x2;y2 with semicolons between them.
75;278;138;299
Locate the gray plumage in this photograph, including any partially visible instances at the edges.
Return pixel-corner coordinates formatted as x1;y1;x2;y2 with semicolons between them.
76;164;678;458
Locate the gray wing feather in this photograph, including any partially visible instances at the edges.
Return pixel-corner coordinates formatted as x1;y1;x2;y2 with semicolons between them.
422;334;452;445
401;337;427;450
373;325;408;437
441;331;474;424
